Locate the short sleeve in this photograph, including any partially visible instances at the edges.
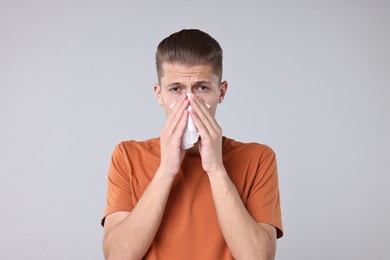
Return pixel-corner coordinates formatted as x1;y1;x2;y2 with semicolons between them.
101;143;133;226
246;152;283;238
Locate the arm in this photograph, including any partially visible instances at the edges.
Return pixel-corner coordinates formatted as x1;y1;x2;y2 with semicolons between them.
190;95;277;260
103;94;190;259
208;169;277;260
103;171;175;259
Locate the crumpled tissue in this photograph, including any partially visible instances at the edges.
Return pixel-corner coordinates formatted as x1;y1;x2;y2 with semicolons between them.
170;93;210;149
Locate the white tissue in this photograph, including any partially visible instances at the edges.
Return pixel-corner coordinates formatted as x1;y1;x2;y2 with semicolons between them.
182;109;198;149
170;93;210;150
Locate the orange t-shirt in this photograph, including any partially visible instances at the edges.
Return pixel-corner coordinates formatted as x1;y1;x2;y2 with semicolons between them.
102;137;283;259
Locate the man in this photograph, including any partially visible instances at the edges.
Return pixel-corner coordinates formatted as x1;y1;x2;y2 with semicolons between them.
102;29;283;259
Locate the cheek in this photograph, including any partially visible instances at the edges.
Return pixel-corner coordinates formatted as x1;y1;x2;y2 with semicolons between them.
163;105;172;117
210;105;218;115
194;92;218;104
201;97;219;111
194;92;209;100
160;93;176;107
203;100;218;117
162;99;179;116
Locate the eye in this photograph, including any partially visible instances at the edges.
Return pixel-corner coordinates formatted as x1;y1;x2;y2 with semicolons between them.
168;86;182;93
196;85;210;91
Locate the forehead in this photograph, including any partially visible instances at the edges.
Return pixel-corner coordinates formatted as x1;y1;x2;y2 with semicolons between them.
160;63;219;85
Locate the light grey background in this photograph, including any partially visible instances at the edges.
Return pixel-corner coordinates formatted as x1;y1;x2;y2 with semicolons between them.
1;0;389;259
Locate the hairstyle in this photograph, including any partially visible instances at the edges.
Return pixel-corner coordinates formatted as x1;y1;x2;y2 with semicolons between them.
156;29;223;82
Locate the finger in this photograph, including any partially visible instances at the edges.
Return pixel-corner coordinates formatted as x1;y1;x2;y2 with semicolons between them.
163;95;189;136
190;95;217;133
191;95;223;143
189;108;209;139
173;109;188;139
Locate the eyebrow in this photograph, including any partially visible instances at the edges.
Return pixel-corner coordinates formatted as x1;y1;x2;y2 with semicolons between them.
166;81;212;87
194;81;211;85
166;82;181;87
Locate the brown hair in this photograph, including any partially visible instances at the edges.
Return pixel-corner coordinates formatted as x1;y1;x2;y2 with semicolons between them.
156;29;223;82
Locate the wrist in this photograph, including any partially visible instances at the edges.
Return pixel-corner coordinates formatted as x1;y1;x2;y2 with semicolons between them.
155;166;179;180
206;166;227;179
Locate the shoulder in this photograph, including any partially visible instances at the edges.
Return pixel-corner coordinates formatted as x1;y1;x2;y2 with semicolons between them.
116;138;160;152
223;137;275;161
111;138;160;159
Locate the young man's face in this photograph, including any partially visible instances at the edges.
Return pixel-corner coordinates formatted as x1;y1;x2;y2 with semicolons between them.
154;63;227;117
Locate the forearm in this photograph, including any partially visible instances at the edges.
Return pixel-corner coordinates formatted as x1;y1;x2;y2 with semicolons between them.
103;169;175;259
208;169;275;260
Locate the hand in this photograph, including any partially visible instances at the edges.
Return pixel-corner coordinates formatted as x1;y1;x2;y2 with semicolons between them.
189;95;225;175
158;94;189;177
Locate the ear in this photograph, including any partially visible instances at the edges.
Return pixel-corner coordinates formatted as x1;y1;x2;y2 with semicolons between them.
218;81;228;103
154;84;164;105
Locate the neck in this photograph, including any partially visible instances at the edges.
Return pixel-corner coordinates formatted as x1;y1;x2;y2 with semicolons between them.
185;141;200;156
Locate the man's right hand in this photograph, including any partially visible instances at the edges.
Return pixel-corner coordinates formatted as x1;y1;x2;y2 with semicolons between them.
158;94;189;177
